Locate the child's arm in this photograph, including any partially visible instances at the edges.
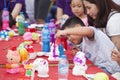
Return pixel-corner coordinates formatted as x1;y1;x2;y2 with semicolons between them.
56;27;94;39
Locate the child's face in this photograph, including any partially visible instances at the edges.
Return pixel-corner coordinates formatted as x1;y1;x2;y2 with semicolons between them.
67;34;82;45
83;0;99;19
65;25;83;45
70;0;85;18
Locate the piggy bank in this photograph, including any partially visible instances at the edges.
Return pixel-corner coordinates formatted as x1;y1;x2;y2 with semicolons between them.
33;58;49;78
72;51;87;76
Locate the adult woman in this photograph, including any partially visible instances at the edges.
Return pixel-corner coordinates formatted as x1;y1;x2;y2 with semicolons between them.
55;0;75;25
34;0;51;24
0;0;28;28
83;0;120;65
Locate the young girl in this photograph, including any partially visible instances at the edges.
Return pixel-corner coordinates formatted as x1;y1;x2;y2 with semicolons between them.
56;17;120;74
70;0;88;26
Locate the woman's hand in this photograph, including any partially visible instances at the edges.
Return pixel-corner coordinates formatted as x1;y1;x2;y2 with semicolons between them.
111;50;120;65
55;14;69;25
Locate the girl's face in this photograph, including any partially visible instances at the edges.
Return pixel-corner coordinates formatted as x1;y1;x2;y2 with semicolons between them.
70;0;85;18
83;0;99;19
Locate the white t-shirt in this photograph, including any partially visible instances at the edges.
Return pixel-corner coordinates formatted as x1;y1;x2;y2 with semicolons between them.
112;0;120;5
106;11;120;36
81;27;120;74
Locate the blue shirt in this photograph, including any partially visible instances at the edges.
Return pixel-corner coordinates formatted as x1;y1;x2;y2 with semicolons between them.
0;0;28;18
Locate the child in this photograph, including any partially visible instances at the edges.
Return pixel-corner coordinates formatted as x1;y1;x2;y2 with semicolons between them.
70;0;88;26
0;0;29;28
55;17;120;74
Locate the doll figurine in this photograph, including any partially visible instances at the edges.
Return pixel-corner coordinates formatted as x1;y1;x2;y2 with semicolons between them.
33;58;49;78
6;50;21;74
6;46;29;74
72;51;87;76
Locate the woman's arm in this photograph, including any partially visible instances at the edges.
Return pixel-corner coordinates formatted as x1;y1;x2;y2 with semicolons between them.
56;7;63;20
11;3;22;20
111;36;120;52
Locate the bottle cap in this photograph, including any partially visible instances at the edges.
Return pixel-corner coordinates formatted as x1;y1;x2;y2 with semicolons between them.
61;55;66;59
3;8;8;10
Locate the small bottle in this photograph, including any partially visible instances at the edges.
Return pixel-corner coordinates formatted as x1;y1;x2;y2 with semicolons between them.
18;12;25;35
48;19;56;43
58;55;69;80
58;43;65;57
42;24;50;52
2;8;9;30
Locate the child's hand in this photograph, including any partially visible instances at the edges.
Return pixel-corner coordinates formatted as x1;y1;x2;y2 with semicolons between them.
55;30;67;38
111;50;120;65
72;46;81;55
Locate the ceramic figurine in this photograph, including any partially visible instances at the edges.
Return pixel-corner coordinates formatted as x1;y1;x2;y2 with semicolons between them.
25;44;36;59
6;50;21;74
33;58;49;78
6;46;29;74
48;43;60;61
72;51;87;76
23;32;39;43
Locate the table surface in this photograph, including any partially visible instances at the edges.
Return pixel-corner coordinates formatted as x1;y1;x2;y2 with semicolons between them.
0;34;116;80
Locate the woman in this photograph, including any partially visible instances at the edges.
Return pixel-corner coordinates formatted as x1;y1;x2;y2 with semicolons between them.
83;0;120;65
34;0;51;24
55;0;75;25
0;0;28;28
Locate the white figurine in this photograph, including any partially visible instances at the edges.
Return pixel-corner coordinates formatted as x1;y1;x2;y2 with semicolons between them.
48;43;60;61
72;51;87;76
33;58;49;78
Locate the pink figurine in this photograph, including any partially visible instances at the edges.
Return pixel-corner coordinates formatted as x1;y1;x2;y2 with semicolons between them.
6;49;21;74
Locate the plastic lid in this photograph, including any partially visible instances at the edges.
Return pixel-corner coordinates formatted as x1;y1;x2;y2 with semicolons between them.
61;55;67;59
20;12;24;14
3;8;8;10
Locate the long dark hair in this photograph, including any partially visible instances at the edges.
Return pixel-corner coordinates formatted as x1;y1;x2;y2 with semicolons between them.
85;0;120;28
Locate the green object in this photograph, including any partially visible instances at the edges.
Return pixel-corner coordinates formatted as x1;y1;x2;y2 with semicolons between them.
18;12;25;35
94;72;109;80
26;69;32;76
18;23;25;35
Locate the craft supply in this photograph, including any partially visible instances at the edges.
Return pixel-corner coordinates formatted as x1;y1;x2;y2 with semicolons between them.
42;24;50;52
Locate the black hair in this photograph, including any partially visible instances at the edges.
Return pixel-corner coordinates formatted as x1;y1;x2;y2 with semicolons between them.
85;0;120;28
61;17;85;30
